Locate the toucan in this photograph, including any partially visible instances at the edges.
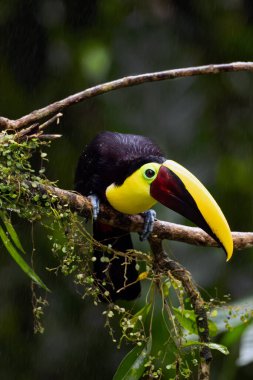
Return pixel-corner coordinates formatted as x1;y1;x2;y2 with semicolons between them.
75;131;233;302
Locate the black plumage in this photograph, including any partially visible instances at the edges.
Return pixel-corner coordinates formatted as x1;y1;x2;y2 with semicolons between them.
75;131;165;197
75;131;164;301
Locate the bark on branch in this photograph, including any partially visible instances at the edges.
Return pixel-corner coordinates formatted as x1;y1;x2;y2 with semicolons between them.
1;61;253;130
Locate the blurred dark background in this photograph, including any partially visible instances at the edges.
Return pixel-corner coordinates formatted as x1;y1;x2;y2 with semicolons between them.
0;1;253;379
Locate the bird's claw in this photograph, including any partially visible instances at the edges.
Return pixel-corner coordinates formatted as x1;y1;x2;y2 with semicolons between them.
88;194;100;220
139;209;156;241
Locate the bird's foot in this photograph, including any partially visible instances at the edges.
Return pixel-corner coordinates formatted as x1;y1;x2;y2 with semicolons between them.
139;209;156;241
88;194;100;220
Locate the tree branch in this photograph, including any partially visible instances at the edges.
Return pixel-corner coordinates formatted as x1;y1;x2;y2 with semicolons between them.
1;61;253;130
149;237;211;378
25;181;253;251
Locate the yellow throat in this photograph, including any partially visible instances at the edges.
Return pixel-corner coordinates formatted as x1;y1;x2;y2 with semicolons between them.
105;163;160;214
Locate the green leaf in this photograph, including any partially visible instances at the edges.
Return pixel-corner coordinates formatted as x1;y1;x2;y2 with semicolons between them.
162;279;171;297
237;323;253;366
173;307;218;337
207;320;218;337
221;322;250;347
183;340;229;355
206;342;229;355
173;307;198;335
0;211;25;254
129;303;152;331
0;225;50;291
113;338;152;380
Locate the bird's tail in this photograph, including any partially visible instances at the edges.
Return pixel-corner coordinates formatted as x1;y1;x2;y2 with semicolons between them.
93;221;141;302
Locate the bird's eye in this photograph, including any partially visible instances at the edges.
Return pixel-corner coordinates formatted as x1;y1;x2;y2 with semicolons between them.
144;168;156;179
141;163;159;181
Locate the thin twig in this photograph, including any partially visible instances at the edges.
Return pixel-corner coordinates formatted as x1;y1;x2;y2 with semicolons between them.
2;113;63;142
1;62;253;130
15;123;40;139
38;113;63;131
36;134;62;140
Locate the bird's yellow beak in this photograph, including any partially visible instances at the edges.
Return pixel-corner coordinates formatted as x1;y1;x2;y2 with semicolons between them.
150;160;233;260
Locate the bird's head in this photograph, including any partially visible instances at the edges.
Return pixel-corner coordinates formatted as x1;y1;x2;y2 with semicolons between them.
106;159;233;260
